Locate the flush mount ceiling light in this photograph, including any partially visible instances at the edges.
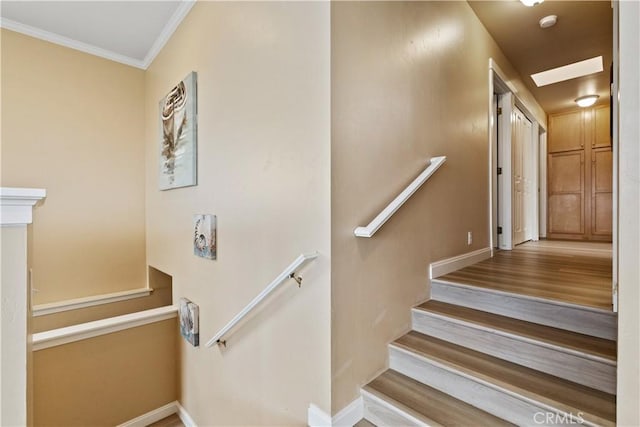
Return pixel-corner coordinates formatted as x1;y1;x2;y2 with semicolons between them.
539;15;557;29
530;56;603;87
575;95;600;108
520;0;544;6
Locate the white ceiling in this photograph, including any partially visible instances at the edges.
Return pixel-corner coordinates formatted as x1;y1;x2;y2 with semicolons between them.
0;1;195;69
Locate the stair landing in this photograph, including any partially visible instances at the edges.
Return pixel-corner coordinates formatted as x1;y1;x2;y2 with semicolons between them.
438;240;613;310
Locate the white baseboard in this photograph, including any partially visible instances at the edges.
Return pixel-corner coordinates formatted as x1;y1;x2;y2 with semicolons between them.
117;401;197;427
117;402;178;427
429;247;492;279
308;404;332;426
176;402;197;427
308;397;363;427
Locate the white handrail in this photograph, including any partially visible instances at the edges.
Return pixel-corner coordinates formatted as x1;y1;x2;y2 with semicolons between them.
354;156;446;238
205;252;319;347
33;305;178;351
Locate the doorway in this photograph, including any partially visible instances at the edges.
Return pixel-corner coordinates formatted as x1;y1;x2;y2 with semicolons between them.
489;60;543;251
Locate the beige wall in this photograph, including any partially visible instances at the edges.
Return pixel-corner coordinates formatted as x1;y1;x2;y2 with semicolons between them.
331;1;545;412
32;266;172;332
33;318;177;426
145;2;331;424
617;1;640;425
1;29;147;304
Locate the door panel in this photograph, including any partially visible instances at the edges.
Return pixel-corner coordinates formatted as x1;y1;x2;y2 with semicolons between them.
592;147;613;237
593;105;612;149
548;151;584;236
512;108;530;245
549;194;584;234
549;110;583;153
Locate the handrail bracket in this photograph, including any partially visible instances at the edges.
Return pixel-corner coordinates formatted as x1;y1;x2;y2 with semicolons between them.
289;272;303;287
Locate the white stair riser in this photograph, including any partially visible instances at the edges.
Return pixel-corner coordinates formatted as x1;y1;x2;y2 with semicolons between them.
361;390;429;427
431;281;617;340
389;347;609;427
412;310;616;394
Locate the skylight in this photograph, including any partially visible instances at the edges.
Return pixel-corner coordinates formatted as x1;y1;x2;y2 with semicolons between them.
530;56;604;87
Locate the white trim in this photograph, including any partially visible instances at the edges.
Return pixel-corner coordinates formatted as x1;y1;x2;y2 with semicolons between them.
32;305;177;351
361;389;428;427
539;132;548;238
0;1;195;70
489;58;518;95
308;404;332;427
498;92;515;250
117;401;177;427
433;278;616;314
0;187;46;226
142;1;196;69
0;18;145;69
308;398;363;427
354;156;447;238
116;401;197;427
429;247;492;280
32;288;153;317
176;402;197;427
205;252;319;347
333;397;364;427
413;307;615;365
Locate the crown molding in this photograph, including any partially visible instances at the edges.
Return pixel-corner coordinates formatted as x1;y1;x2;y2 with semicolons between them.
0;17;146;69
0;187;46;226
0;0;196;70
142;0;196;69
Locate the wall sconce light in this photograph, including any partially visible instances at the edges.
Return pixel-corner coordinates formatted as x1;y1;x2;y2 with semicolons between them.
575;94;600;108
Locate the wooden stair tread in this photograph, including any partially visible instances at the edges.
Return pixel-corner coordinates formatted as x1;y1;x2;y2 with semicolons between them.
393;332;616;425
416;300;616;362
365;370;514;427
436;248;613;309
354;419;376;427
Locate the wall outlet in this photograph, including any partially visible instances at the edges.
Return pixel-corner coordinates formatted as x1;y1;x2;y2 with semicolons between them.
467;231;473;245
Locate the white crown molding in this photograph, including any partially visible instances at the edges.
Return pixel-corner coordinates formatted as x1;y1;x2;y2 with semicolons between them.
0;17;146;69
0;0;195;70
142;0;196;69
0;187;46;226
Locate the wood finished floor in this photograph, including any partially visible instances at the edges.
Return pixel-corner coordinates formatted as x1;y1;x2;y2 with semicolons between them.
148;414;184;427
439;241;613;310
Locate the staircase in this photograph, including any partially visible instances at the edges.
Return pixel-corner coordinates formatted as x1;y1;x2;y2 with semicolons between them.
360;277;617;427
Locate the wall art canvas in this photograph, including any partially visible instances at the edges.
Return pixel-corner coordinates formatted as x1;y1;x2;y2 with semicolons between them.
193;214;216;260
159;72;197;190
179;298;199;347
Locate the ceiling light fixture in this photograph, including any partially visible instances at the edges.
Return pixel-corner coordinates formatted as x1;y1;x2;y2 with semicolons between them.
539;15;557;29
531;56;604;87
520;0;544;6
575;95;600;108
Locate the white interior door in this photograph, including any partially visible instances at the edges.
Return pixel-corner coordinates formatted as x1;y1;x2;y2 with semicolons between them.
512;107;532;246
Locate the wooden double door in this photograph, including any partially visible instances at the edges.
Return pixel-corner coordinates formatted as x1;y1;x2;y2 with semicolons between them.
547;105;612;241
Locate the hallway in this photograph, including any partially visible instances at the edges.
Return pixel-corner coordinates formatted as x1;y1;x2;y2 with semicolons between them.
438;241;613;310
